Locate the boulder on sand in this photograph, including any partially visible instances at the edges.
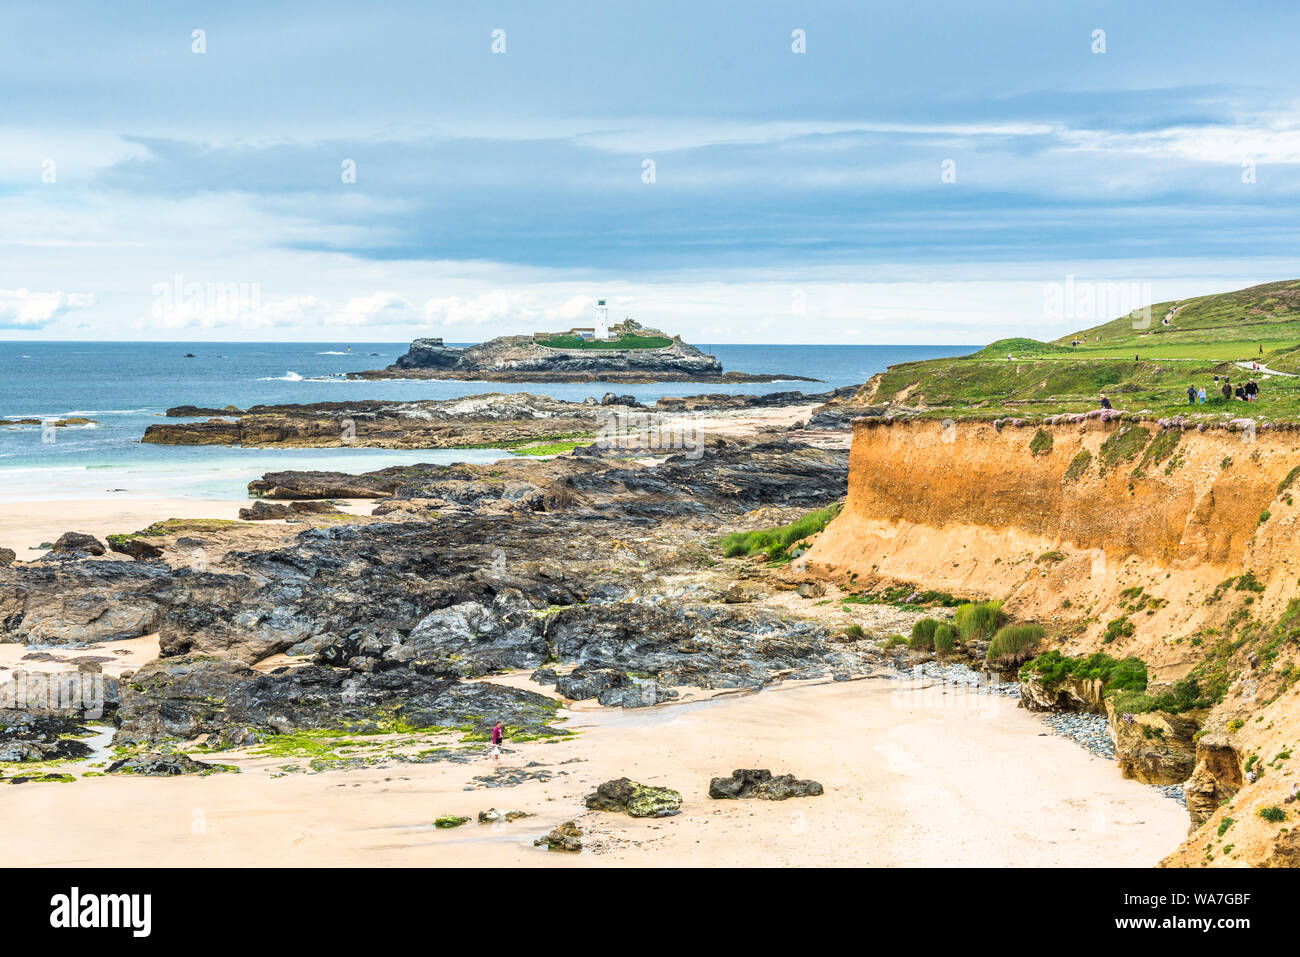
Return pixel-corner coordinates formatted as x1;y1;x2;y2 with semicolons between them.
108;538;164;561
478;808;532;824
48;532;106;557
584;777;682;817
106;752;231;776
534;820;583;851
709;768;824;800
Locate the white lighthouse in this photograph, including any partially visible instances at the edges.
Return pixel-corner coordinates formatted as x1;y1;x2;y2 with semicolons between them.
594;298;609;339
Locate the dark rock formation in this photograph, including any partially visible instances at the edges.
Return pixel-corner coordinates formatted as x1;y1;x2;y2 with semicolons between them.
237;500;343;520
0;560;169;645
0;711;94;762
49;532;106;557
0;435;858;751
108;538;165;561
584;777;682;817
393;338;463;370
352;331;815;384
106;752;231;776
708;768;825;800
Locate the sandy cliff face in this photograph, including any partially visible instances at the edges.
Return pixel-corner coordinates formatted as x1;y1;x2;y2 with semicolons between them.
806;415;1300;866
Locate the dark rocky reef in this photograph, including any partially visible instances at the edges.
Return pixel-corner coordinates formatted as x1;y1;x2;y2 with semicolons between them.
0;437;861;752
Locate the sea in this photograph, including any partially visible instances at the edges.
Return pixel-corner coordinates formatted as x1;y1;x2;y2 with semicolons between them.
0;342;971;502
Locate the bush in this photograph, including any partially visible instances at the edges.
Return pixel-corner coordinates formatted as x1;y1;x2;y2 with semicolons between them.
954;600;1006;642
987;624;1045;666
1019;650;1148;695
882;633;908;649
933;624;957;654
1111;677;1212;715
1104;616;1135;643
909;617;940;650
1259;806;1286;824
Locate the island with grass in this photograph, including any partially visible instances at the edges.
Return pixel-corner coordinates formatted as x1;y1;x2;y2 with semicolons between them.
350;318;816;384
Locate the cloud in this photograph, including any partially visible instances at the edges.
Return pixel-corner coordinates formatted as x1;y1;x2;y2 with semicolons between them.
0;289;95;329
422;290;529;326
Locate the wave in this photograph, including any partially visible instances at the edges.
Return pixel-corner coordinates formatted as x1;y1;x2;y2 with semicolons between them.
316;350;348;355
258;371;304;381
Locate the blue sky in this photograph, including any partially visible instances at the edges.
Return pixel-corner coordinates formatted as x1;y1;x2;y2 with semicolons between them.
2;0;1299;341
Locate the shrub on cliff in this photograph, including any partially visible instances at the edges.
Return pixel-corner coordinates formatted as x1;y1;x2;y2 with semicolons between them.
1099;425;1151;472
987;624;1044;667
909;617;939;650
1019;650;1148;695
1063;448;1092;482
1110;677;1212;715
1028;429;1053;456
954;600;1005;642
933;624;957;654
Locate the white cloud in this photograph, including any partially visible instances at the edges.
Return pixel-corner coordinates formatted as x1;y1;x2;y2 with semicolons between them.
0;288;95;329
422;290;530;326
331;292;416;326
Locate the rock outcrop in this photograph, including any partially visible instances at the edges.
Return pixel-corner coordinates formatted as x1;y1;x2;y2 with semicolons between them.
534;820;583;851
352;331;814;384
708;768;824;800
1105;701;1205;785
584;778;683;817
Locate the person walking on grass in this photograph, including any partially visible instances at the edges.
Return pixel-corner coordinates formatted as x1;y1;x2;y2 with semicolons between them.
1221;379;1233;402
1187;385;1197;405
1099;394;1112;410
491;721;504;762
1198;386;1207;404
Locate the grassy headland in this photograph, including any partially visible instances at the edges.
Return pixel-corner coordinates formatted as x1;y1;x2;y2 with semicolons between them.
861;280;1300;421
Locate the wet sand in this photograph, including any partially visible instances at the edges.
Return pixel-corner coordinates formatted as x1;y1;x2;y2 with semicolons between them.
0;675;1188;867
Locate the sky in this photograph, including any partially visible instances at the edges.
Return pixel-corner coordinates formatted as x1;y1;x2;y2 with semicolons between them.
1;0;1299;343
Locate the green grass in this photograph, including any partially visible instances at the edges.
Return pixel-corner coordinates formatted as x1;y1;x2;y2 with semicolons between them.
933;623;957;654
987;623;1044;665
508;438;595;456
718;504;841;558
954;600;1006;642
1020;651;1148;695
909;617;939;650
536;333;673;350
857;281;1300;420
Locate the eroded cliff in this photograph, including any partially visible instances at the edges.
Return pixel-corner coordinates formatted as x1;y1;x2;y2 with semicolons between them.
807;414;1300;866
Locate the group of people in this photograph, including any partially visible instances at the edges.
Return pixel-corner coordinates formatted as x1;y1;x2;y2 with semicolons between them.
1187;374;1261;404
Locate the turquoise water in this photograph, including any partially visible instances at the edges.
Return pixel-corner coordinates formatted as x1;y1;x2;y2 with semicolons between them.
0;341;970;500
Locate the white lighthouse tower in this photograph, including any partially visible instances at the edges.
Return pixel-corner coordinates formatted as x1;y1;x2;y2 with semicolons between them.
594;298;610;339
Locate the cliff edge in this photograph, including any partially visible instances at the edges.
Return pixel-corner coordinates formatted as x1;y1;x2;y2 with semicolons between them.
807;414;1300;866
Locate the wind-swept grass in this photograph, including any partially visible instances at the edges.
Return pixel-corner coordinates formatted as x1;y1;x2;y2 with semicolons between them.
718;504;842;558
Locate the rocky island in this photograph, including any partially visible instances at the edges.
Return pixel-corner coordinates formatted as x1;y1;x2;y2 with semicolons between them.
347;319;815;384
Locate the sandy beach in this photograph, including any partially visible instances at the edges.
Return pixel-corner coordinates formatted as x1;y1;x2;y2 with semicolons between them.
0;673;1187;868
0;497;253;555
